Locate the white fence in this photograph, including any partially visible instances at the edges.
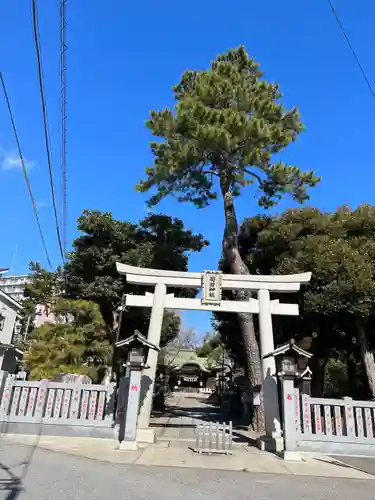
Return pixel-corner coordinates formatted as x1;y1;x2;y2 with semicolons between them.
199;388;214;394
0;372;115;428
299;393;375;439
282;384;375;455
194;422;233;455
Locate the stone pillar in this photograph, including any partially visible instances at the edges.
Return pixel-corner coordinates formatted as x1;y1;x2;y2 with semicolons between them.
116;375;128;439
137;283;167;430
279;375;301;460
120;369;142;450
257;289;281;439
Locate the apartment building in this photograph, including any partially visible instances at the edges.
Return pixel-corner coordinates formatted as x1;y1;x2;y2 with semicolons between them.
0;274;32;302
0;272;69;334
0;288;23;372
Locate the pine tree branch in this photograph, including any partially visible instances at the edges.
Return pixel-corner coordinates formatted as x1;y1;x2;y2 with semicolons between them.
201;169;219;177
244;168;263;185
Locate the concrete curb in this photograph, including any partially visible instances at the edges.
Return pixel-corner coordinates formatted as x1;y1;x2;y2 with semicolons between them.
2;433;375;480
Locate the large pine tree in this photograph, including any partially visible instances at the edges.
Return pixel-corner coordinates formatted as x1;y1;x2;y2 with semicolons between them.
137;46;319;428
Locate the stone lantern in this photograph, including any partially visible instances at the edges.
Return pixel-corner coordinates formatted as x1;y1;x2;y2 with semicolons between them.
263;339;313;457
115;330;159;450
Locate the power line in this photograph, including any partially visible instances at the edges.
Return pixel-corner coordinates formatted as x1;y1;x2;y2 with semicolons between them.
31;0;65;263
326;0;375;100
0;72;53;270
60;0;68;259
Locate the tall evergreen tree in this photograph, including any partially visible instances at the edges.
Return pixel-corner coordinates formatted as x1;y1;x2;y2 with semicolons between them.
137;46;319;428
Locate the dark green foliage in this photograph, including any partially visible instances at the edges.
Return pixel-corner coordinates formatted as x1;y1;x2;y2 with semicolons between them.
64;210;208;346
22;262;63;328
26;298;112;382
195;333;226;370
241;205;375;321
195;333;222;357
137;46;319;209
215;205;375;398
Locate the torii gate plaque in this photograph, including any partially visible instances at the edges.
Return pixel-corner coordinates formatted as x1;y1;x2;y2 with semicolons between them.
116;262;311;447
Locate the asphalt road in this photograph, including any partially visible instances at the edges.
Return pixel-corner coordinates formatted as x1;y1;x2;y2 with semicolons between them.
0;442;375;500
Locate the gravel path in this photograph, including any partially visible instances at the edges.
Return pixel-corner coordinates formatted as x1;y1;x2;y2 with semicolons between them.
0;441;374;500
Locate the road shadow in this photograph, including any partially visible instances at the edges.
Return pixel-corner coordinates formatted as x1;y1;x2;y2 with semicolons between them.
0;461;23;500
314;458;354;469
0;399;44;499
320;456;375;477
166;405;226;419
151;404;252;445
150;422;196;429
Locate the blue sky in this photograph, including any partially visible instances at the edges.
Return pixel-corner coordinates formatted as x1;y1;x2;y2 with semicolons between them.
1;0;375;336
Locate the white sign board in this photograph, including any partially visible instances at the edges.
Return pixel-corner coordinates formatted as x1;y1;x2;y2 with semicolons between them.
201;271;222;305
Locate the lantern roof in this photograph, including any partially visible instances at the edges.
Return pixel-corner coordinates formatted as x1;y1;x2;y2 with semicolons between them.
263;339;313;360
300;366;313;379
115;329;159;352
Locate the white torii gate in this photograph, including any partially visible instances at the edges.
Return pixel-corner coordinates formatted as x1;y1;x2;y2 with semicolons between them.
116;262;311;446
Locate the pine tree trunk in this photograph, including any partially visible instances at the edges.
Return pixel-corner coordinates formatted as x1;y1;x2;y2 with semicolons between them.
220;176;265;432
357;321;375;399
310;357;328;397
347;356;357;398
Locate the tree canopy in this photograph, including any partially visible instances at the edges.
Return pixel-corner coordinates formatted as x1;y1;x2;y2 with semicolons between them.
195;333;227;370
195;333;222;358
215;205;375;399
26;298;112;382
241;205;375;323
22;262;63;323
137;45;318;211
63;210;208;346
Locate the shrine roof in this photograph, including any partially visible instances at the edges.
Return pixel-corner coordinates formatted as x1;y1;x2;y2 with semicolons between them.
158;348;227;372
